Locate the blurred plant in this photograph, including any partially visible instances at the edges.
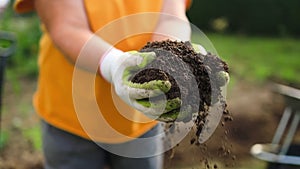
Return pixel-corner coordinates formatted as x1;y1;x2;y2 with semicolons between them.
0;130;9;150
210;17;228;33
23;126;42;151
0;1;41;79
205;33;300;85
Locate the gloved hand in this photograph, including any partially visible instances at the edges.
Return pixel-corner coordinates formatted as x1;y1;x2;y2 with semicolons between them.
157;43;230;122
192;43;230;87
100;48;181;120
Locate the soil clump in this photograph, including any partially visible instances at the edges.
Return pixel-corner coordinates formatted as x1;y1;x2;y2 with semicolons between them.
131;40;234;168
131;40;230;126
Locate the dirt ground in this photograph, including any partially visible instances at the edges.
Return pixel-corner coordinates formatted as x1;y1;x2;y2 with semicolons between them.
0;77;299;169
0;78;43;169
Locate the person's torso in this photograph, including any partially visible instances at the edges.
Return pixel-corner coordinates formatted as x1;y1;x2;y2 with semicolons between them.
15;0;164;143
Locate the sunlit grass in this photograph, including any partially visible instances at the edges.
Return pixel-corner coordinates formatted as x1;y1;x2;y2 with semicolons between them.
198;33;300;84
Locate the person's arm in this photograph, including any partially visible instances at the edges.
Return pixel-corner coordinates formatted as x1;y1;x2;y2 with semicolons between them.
34;0;116;71
34;0;179;121
153;0;191;41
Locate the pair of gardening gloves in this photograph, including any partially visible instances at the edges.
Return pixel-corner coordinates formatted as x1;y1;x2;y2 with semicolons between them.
100;44;229;122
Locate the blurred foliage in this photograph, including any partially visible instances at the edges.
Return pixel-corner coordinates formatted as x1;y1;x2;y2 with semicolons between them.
23;126;42;151
0;130;9;149
206;33;300;85
187;0;300;37
0;1;40;79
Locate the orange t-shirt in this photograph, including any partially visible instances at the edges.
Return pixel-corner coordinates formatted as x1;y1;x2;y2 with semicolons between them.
14;0;191;143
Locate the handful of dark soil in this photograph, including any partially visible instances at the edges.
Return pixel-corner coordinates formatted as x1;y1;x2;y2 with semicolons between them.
130;40;229;124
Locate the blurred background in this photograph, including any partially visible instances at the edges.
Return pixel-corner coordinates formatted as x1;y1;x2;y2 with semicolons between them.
0;0;300;168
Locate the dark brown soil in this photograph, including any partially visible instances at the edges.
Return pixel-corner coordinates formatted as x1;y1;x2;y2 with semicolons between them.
130;40;230;135
130;40;234;168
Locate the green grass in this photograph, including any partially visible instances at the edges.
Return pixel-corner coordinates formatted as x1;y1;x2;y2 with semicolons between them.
195;33;300;85
23;126;42;151
0;130;9;150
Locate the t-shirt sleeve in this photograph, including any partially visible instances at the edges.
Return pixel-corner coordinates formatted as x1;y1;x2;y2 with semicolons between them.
13;0;35;13
185;0;192;10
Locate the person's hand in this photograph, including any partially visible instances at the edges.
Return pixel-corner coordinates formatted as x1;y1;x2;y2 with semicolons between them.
157;43;230;122
100;49;181;120
192;43;230;87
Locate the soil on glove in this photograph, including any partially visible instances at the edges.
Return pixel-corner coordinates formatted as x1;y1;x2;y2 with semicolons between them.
130;40;234;168
130;40;230;137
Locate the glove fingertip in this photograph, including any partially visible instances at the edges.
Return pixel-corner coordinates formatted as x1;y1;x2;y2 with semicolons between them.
154;80;171;93
216;71;230;87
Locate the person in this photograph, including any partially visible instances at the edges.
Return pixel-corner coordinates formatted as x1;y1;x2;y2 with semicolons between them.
13;0;194;168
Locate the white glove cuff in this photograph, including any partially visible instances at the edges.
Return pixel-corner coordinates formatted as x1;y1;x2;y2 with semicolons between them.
100;48;124;82
197;45;208;55
192;43;207;55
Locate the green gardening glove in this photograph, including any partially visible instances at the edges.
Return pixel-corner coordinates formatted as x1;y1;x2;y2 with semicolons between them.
100;49;182;120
